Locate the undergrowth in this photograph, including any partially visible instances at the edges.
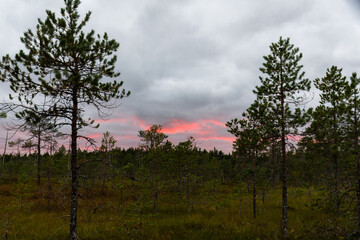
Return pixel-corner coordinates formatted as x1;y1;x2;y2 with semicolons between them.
0;180;356;239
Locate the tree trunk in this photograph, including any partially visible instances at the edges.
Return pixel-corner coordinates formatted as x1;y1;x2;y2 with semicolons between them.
102;162;107;192
102;151;111;192
70;91;79;240
37;129;41;186
271;142;276;190
2;130;8;168
252;151;256;219
333;152;339;207
186;165;190;214
47;161;52;210
332;111;340;213
357;145;360;234
281;127;288;239
353;95;360;234
280;63;288;239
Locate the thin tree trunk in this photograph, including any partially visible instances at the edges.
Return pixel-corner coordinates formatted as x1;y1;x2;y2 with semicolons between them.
271;142;276;190
186;165;190;214
333;152;339;205
37;129;41;186
47;160;52;210
151;154;159;212
102;150;110;192
2;130;8;168
280;63;288;239
70;91;79;240
353;95;360;234
281;127;288;239
357;147;360;234
253;151;256;219
332;112;340;214
334;114;338;194
102;163;106;192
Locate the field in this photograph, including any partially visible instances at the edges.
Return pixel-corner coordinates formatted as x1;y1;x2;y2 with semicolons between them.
0;178;354;240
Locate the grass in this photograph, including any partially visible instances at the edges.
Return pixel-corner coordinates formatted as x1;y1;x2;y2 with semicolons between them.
0;180;356;239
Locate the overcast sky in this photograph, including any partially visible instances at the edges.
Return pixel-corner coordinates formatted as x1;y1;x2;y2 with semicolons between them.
1;0;360;153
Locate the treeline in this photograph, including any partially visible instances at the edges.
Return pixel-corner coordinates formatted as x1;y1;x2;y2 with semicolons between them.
1;129;234;197
5;123;350;192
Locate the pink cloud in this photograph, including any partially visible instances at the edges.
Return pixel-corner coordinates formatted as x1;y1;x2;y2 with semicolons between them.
198;136;235;143
130;115;148;129
162;119;201;134
161;118;234;152
85;133;103;139
162;118;227;135
200;119;225;127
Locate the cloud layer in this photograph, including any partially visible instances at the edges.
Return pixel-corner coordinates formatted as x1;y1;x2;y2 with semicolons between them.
1;0;360;153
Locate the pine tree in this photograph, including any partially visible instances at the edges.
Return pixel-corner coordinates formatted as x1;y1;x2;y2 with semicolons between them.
0;0;129;238
309;66;347;210
227;99;273;219
175;136;198;214
23;116;61;186
254;37;311;238
100;131;117;191
138;125;168;211
345;72;360;234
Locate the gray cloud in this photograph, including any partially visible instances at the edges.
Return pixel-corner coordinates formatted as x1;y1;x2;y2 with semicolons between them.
1;0;360;153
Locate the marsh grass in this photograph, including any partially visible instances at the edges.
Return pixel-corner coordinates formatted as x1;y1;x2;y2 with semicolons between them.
0;181;356;239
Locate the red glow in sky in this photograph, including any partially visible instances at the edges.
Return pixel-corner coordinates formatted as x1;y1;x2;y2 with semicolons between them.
83;133;103;139
198;136;236;143
162;119;201;134
87;116;234;153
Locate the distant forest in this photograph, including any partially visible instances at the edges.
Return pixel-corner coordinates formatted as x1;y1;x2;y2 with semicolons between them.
1;0;360;239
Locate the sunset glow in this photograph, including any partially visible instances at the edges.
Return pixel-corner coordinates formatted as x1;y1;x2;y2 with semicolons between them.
162;119;201;134
85;133;103;139
88;116;234;152
198;136;236;143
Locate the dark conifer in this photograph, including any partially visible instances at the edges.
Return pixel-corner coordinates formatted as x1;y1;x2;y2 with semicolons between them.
0;0;129;238
254;37;311;238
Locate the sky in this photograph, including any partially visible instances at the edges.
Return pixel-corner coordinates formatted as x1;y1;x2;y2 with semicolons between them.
1;0;360;153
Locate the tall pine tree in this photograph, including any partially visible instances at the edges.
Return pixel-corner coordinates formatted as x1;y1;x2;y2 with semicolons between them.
254;37;310;238
345;72;360;234
0;0;129;238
